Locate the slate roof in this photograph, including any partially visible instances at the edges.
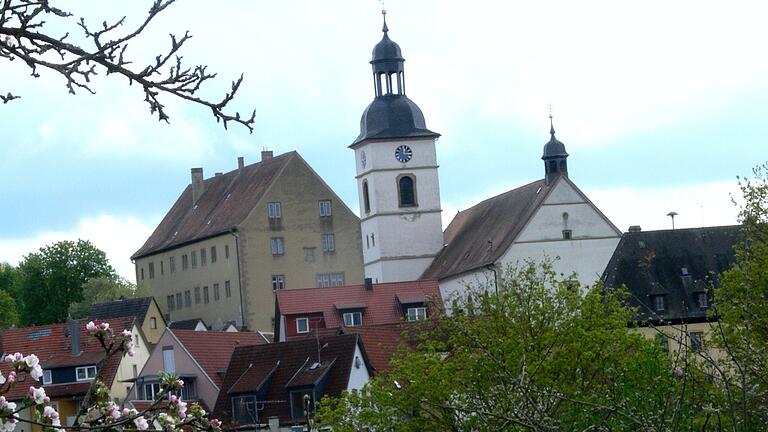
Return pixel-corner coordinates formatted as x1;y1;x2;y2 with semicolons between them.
602;225;741;324
172;330;270;387
169;318;207;330
422;178;552;280
290;323;416;373
213;334;368;427
275;279;441;335
89;297;156;326
131;152;296;259
0;317;136;401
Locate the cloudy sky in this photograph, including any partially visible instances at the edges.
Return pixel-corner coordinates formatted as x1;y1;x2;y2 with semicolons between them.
2;0;765;280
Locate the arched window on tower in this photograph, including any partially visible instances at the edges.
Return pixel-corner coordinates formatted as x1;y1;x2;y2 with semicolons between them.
363;181;371;213
398;175;416;207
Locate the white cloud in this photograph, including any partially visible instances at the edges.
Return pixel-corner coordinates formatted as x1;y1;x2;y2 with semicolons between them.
0;214;154;282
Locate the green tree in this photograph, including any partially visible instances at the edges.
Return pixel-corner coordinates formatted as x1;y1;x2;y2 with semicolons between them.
0;287;19;328
711;162;768;429
0;262;22;313
317;261;713;431
18;239;115;325
68;276;142;319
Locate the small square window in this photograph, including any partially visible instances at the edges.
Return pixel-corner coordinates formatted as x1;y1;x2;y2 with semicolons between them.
272;275;285;291
319;200;332;217
562;229;572;240
296;318;309;334
271;238;285;255
43;370;52;385
406;307;427;322
343;312;362;327
150;317;157;329
268;202;282;219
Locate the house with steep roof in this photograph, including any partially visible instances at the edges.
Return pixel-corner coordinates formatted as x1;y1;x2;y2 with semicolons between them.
0;317;150;431
602;225;740;355
89;297;167;345
131;151;364;332
347;15;622;300
273;279;440;342
213;333;371;430
128;328;269;412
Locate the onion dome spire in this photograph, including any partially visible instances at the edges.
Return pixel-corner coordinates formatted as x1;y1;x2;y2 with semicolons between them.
542;112;569;184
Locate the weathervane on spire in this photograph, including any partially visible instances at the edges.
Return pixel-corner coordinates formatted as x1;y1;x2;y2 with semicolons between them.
548;104;556;136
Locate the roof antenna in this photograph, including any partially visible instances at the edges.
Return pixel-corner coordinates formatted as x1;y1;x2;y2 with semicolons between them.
667;211;678;230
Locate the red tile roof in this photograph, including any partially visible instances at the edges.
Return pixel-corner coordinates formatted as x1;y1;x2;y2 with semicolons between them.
276;279;441;331
172;330;269;387
0;317;136;401
422;179;551;280
132;152;296;259
214;334;368;427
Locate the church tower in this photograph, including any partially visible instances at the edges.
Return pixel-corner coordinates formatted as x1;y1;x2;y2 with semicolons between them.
350;11;444;283
542;115;569;184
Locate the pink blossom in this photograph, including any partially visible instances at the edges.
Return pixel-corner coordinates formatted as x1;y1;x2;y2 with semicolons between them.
86;321;97;332
99;322;110;331
12;353;22;362
134;416;149;430
29;386;46;405
176;379;184;388
23;354;39;369
7;372;16;383
3;355;13;363
120;329;132;338
211;418;222;428
30;364;43;381
43;405;59;420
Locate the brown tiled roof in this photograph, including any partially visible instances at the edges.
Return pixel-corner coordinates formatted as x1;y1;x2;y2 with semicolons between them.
275;280;441;332
89;297;157;326
213;334;367;427
0;317;135;401
173;330;269;387
422;179;551;280
131;152;296;259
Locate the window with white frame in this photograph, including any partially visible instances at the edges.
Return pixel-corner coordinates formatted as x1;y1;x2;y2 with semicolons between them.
406;307;427;322
296;318;309;334
143;382;160;400
319;200;332;217
267;202;282;219
316;272;344;288
271;238;285;255
321;233;335;252
272;275;285;291
162;347;176;373
76;366;97;381
652;295;665;311
697;292;708;309
343;312;362;327
43;370;52;385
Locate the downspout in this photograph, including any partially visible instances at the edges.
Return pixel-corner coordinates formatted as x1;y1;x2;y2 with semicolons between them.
485;263;498;295
230;228;247;329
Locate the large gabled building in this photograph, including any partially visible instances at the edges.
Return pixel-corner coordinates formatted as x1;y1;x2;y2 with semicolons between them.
131;151;364;332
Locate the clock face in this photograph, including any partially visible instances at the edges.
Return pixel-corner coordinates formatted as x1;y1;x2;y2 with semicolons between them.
394;145;413;163
360;151;367;168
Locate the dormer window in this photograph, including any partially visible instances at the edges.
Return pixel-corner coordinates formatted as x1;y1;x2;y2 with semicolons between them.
43;370;52;385
232;395;259;425
343;312;362;327
76;366;97;381
290;389;315;420
696;292;708;309
296;318;309;334
651;295;665;312
406;307;427;322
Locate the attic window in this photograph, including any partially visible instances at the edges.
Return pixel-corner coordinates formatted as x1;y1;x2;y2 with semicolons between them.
562;230;572;240
343;312;362;327
296;318;309;334
290;389;315;420
697;292;708;309
651;295;665;312
681;267;689;276
76;366;97;381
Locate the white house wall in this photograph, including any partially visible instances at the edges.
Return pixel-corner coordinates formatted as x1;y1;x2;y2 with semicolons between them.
346;342;371;391
438;269;497;306
502;179;620;287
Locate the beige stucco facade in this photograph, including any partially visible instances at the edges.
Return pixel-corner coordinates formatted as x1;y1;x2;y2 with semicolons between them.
140;299;168;345
135;154;363;332
635;321;722;360
110;323;152;402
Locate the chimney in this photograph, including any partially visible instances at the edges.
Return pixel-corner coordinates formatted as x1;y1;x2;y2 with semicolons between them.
237;156;245;171
261;150;274;161
214;172;223;177
191;168;205;204
364;277;374;291
70;319;81;356
628;225;642;233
